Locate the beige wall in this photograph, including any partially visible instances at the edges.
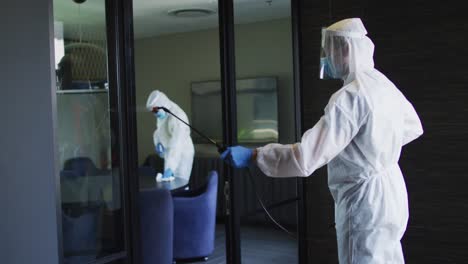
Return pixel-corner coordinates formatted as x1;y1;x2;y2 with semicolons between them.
134;18;295;163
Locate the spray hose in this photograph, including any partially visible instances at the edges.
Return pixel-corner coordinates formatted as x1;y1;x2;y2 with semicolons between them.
152;106;297;240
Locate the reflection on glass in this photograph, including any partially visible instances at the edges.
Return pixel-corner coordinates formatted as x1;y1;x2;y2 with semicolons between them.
191;77;279;144
57;43;108;90
53;0;124;262
133;0;225;263
233;0;299;263
54;0;108;92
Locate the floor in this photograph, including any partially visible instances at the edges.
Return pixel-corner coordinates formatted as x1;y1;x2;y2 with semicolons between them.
199;224;298;264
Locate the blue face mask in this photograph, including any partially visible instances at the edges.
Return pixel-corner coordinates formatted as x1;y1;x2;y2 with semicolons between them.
155;110;167;119
320;57;336;79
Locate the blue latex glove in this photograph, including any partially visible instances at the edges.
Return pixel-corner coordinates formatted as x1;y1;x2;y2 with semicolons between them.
163;168;173;179
155;109;168;119
155;142;165;158
220;146;253;169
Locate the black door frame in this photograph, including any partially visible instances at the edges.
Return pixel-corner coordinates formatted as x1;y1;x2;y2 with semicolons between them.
118;0;309;263
113;0;141;263
291;0;309;263
218;0;241;263
98;0;140;262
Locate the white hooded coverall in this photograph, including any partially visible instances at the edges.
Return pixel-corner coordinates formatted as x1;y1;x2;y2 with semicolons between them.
146;90;195;181
256;18;423;263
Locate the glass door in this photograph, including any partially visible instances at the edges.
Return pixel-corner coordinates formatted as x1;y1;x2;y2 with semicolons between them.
130;0;304;263
232;0;299;263
132;0;228;263
53;0;132;263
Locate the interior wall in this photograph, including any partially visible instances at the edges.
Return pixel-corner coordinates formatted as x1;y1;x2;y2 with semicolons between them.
0;0;60;263
298;0;468;262
134;18;294;163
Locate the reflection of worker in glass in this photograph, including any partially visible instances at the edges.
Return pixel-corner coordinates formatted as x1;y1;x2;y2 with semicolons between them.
146;90;194;182
221;18;423;263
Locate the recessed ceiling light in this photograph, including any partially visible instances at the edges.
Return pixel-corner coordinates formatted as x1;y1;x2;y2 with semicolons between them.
167;8;216;18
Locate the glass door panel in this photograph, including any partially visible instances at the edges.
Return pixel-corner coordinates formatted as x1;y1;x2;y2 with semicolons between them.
53;0;126;262
132;0;227;263
233;0;299;263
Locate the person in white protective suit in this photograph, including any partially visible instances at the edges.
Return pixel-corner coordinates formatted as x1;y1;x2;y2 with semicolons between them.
146;90;194;182
221;18;423;263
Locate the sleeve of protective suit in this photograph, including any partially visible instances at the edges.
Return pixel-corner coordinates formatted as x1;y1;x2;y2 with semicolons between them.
402;100;423;145
164;114;190;172
256;103;362;177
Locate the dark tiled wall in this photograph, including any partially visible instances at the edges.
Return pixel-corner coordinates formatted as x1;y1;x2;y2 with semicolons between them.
298;0;468;263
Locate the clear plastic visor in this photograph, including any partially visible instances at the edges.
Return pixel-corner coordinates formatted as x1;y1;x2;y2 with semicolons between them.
319;28;332;80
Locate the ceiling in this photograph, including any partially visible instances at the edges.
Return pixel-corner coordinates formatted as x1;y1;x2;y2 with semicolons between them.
53;0;291;39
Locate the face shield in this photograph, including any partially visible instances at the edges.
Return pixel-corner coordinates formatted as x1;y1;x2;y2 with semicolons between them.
319;28;350;80
319;28;333;80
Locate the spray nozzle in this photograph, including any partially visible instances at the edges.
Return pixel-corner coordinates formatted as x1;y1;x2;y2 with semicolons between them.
152;106;171;114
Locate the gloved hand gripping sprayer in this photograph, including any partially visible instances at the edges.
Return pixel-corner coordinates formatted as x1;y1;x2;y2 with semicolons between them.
152;106;297;239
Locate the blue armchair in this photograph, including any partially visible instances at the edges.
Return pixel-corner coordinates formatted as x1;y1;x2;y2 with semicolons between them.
140;188;174;264
61;208;99;263
63;157;99;176
60;169;101;263
172;171;218;261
